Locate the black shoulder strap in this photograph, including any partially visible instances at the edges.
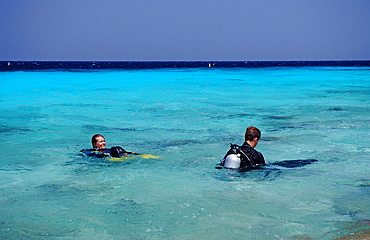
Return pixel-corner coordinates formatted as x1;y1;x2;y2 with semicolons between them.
239;148;256;167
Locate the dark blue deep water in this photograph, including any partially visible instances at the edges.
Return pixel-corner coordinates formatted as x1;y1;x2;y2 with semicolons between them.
1;60;370;71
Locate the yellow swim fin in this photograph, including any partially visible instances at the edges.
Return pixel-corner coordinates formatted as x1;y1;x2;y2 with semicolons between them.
107;154;160;162
108;157;125;162
139;154;160;159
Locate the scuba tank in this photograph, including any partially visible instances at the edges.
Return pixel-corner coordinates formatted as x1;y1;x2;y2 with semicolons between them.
110;146;127;157
224;154;241;168
223;144;242;169
222;143;257;169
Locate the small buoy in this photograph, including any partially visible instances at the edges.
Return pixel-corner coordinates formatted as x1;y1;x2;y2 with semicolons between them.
208;63;212;67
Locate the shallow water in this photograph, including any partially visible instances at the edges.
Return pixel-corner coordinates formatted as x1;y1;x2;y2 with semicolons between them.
1;66;370;239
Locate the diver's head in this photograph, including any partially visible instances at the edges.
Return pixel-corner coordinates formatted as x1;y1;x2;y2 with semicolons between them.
245;126;261;148
92;134;106;149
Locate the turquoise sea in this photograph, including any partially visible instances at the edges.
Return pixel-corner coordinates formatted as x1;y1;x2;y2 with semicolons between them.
1;64;370;239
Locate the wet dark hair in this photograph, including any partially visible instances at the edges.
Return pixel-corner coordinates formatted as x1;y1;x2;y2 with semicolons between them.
91;134;104;147
244;126;261;141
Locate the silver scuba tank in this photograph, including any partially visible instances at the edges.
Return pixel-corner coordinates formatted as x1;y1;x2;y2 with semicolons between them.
223;154;241;169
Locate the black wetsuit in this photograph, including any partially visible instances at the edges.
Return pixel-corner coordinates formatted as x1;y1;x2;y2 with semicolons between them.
222;142;266;168
80;148;111;158
80;146;130;158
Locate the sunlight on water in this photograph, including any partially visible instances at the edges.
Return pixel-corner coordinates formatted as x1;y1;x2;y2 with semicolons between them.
0;67;369;239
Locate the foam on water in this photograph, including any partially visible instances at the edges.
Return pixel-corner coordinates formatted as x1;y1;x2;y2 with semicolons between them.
1;66;369;239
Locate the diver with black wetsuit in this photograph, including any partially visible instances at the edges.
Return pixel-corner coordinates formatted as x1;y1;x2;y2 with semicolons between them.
220;126;266;169
80;134;135;158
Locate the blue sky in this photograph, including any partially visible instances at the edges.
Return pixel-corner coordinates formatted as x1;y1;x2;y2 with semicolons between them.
1;0;369;61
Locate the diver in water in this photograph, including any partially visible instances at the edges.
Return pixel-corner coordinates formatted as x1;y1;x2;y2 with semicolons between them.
80;134;135;158
220;126;266;169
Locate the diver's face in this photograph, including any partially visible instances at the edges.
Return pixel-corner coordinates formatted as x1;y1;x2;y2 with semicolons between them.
93;136;106;149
